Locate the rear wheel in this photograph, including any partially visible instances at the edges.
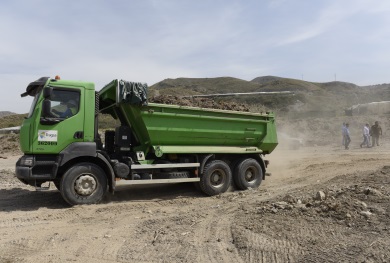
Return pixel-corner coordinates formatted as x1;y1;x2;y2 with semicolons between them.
234;158;262;190
60;163;107;206
200;160;232;196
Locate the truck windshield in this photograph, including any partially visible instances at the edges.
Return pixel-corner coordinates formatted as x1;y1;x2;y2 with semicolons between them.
27;93;40;118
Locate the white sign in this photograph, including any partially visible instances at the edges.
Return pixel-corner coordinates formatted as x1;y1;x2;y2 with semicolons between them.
38;130;58;142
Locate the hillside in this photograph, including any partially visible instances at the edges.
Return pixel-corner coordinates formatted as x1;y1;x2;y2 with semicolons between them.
252;76;323;92
150;77;260;96
0;113;26;129
0;111;17;118
150;76;390;116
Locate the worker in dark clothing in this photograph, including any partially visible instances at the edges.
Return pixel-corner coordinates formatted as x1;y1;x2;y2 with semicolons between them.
370;121;382;147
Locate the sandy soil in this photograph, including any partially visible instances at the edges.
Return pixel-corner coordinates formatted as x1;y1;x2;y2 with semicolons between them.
1;135;390;262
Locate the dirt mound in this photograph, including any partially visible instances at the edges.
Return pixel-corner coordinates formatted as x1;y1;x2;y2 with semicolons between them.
232;166;390;262
0;133;21;156
254;167;390;225
149;95;250;112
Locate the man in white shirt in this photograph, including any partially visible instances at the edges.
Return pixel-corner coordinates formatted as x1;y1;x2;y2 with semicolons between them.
360;123;370;148
344;123;351;150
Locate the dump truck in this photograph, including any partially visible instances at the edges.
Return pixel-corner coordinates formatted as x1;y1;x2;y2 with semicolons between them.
15;77;278;205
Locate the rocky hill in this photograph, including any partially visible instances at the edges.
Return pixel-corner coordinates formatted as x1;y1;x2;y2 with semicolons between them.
0;111;16;118
0;113;26;129
150;76;390;116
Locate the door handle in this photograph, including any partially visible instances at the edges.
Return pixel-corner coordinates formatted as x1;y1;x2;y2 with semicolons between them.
74;131;84;139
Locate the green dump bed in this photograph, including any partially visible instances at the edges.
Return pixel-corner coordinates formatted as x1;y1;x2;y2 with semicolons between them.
99;80;278;156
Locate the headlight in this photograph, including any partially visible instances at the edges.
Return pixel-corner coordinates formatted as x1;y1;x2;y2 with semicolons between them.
20;156;34;167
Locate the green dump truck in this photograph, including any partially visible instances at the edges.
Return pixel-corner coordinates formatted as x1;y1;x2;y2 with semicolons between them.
16;77;278;205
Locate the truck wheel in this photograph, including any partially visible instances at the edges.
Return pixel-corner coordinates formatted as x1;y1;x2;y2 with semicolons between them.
234;158;262;190
200;160;232;196
60;163;107;206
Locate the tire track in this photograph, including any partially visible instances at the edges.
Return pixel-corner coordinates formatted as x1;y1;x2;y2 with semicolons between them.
193;203;244;263
0;208;82;228
115;214;197;262
231;225;302;262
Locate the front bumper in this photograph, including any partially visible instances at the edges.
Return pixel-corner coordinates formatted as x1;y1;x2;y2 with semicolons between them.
15;155;59;185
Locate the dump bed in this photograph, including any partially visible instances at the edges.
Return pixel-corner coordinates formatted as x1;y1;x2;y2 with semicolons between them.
99;80;278;156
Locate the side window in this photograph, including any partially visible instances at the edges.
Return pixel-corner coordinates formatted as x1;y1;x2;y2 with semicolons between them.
49;89;80;118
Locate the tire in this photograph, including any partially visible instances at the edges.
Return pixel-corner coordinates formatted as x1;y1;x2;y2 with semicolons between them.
233;158;263;190
153;171;190;179
60;163;107;206
200;160;232;196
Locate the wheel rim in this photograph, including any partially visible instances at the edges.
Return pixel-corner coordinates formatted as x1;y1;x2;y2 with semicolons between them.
245;167;256;182
74;174;97;196
210;169;226;187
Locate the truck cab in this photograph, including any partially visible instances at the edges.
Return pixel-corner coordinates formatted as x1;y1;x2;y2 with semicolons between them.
16;77;113;203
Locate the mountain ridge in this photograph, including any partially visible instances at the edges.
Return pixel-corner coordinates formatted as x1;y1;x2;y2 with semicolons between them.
149;75;390;114
0;111;17;118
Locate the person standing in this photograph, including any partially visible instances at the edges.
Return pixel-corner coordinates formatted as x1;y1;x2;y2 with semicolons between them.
360;123;370;148
342;122;347;146
344;123;351;149
370;121;382;146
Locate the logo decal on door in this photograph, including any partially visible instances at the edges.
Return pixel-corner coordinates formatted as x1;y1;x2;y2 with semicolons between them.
38;130;58;141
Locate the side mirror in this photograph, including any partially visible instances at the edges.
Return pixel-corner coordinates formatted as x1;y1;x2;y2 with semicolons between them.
40;99;61;125
42;99;52;117
43;87;52;99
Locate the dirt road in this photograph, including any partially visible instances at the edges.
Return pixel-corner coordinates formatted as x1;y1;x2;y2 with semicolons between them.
1;142;390;262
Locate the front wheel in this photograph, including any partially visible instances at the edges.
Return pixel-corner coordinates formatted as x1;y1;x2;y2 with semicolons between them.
60;163;107;206
233;158;263;190
200;160;232;196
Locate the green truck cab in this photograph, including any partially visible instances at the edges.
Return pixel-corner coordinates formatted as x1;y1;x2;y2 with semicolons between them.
16;77;278;206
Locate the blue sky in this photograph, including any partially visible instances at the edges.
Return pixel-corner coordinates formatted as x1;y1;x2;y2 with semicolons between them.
1;0;390;113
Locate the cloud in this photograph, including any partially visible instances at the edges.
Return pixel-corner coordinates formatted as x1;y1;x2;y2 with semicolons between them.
1;0;390;113
277;1;372;46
